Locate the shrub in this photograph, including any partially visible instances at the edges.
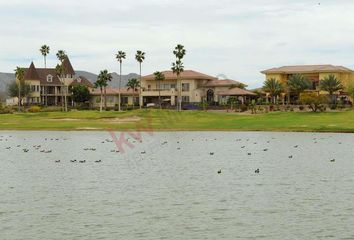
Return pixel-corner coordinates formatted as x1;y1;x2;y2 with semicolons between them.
299;105;305;111
0;106;14;114
40;106;62;112
329;104;337;110
300;93;328;112
240;104;248;112
28;106;41;113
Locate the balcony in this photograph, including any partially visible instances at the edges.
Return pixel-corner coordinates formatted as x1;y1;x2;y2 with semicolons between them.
142;88;177;96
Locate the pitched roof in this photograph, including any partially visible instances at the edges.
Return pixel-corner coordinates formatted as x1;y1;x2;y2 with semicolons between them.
203;79;247;87
261;65;353;74
71;76;94;88
218;87;256;96
62;56;75;75
24;62;40;80
143;70;217;81
90;87;137;95
24;67;62;85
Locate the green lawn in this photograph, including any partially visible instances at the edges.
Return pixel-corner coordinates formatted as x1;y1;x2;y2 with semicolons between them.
0;109;354;132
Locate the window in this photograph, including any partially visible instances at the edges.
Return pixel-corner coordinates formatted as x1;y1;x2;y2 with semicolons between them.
36;85;40;92
134;97;139;104
121;97;128;104
171;84;176;89
182;83;190;92
182;96;190;103
47;75;53;82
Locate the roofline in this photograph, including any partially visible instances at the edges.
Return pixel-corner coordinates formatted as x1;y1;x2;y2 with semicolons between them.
142;70;217;81
261;65;354;74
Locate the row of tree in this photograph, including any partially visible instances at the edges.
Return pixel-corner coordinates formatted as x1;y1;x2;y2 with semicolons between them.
94;44;186;112
14;44;189;112
262;74;344;104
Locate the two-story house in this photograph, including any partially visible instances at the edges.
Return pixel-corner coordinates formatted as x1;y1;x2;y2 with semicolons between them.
140;70;255;106
18;57;92;106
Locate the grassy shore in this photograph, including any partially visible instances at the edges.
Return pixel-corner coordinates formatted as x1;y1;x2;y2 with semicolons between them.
0;109;354;132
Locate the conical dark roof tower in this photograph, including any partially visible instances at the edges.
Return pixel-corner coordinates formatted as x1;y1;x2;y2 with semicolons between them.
24;62;40;80
62;56;75;75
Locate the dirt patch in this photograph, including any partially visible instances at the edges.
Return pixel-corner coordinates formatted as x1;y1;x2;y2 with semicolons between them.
76;127;102;130
49;118;80;121
49;116;141;123
101;116;142;123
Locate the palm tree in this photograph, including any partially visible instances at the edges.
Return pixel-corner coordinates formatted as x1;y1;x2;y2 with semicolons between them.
14;67;25;112
115;51;126;111
55;50;69;111
40;45;50;106
126;78;140;109
154;72;165;109
262;78;283;104
101;70;112;110
55;64;67;111
135;50;145;109
56;50;67;63
95;70;111;112
40;45;50;68
287;74;311;104
320;75;343;104
171;44;186;111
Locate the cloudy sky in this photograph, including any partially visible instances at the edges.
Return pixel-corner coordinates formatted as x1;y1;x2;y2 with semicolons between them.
0;0;353;88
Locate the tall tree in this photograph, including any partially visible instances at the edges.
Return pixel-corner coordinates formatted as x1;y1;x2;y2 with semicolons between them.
71;85;90;106
320;74;343;104
55;50;69;111
126;78;140;109
135;50;145;109
40;45;50;106
95;70;111;112
171;44;186;111
56;50;67;63
115;51;126;112
40;45;50;68
287;74;311;103
153;72;165;109
262;78;283;104
14;67;25;112
55;64;67;111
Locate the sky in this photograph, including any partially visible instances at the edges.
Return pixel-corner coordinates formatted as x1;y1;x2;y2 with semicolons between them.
0;0;354;88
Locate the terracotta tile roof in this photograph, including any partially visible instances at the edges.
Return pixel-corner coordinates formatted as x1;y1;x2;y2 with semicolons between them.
62;56;75;75
203;79;247;87
261;65;353;74
143;70;217;81
218;87;256;96
24;62;40;80
71;76;94;88
90;87;137;95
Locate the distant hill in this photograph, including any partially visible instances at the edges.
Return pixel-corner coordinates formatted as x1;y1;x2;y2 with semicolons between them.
0;71;140;94
0;72;15;95
75;71;139;88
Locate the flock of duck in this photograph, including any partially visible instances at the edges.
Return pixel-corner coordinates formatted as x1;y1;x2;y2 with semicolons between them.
0;135;339;171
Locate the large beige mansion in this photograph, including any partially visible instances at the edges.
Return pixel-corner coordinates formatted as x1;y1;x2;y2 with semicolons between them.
140;70;255;106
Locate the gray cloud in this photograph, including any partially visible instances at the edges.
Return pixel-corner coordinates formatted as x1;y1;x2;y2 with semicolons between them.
1;0;354;88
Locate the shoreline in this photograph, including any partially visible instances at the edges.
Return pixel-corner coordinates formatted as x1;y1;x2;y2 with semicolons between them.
1;109;354;133
1;128;354;133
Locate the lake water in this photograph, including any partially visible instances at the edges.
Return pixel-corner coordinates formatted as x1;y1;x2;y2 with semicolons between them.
0;131;354;239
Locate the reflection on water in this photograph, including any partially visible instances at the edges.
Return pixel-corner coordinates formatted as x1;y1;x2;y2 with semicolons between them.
1;131;354;239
